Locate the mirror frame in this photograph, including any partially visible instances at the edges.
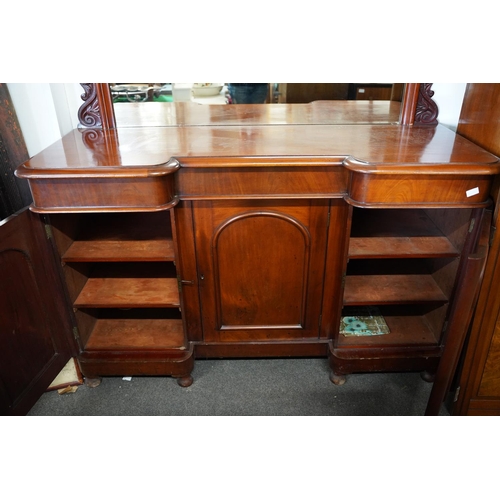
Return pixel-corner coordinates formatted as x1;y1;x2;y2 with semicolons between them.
77;83;439;130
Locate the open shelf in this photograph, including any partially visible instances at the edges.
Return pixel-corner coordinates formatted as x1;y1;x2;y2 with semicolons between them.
78;307;191;373
349;209;459;259
344;274;448;306
73;263;180;308
63;239;175;262
85;318;185;351
333;207;464;366
75;285;187;358
61;212;175;262
74;277;179;308
50;210;194;382
338;313;440;347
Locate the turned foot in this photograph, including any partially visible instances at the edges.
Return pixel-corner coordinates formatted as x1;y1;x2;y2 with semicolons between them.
329;371;347;386
84;376;102;388
176;375;193;387
420;370;435;383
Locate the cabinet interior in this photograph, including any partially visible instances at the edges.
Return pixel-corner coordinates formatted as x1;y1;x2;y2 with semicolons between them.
340;207;472;350
49;212;184;353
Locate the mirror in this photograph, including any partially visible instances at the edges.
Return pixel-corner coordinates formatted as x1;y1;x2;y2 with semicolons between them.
79;83;434;130
108;83;404;104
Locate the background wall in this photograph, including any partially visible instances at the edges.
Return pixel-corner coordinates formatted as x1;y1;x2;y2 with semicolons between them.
7;83;82;157
7;83;467;158
432;83;467;131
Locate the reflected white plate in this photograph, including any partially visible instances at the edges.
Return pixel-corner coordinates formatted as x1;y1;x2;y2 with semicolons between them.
192;85;223;97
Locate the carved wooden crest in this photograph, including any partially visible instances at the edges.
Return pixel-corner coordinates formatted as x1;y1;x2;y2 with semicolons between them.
78;84;116;129
415;83;439;126
78;83;102;128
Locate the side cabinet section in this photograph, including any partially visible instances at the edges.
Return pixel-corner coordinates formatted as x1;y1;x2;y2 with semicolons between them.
327;205;488;413
48;211;194;387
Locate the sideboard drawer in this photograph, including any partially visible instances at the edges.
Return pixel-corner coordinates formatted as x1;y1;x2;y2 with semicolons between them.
347;171;492;207
26;175;178;212
177;165;348;200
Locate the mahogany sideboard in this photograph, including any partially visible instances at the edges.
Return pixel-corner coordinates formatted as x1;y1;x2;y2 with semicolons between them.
2;100;500;415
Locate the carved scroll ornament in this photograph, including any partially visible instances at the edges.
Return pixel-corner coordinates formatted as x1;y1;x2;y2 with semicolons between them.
78;83;102;128
415;83;439;126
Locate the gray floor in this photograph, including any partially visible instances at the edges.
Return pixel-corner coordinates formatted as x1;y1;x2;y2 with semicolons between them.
28;358;449;416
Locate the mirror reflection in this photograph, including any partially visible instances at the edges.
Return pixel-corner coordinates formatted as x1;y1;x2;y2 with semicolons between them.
109;83;405;127
109;83;404;105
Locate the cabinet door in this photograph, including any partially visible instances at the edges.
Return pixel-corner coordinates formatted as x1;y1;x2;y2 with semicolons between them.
193;200;330;342
0;209;75;415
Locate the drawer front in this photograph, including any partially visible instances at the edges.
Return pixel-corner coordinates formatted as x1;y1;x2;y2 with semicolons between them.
348;172;492;207
28;176;177;212
177;166;348;200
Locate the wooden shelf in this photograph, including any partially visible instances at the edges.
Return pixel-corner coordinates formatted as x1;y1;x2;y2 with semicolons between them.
62;212;175;262
338;314;439;347
85;318;185;351
74;277;180;308
344;274;448;305
349;236;459;259
349;209;459;259
63;239;175;262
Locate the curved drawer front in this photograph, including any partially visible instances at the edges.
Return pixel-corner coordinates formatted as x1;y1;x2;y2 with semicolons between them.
16;159;181;213
347;171;493;208
26;174;178;213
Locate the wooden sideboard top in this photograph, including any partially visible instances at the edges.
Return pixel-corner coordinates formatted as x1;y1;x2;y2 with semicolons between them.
17;115;500;177
14;102;500;212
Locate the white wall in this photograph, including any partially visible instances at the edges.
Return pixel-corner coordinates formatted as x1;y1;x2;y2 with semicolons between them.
7;83;82;157
431;83;467;131
7;83;468;158
50;83;83;136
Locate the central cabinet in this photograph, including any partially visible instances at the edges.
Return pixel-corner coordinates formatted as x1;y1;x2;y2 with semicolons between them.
191;199;343;347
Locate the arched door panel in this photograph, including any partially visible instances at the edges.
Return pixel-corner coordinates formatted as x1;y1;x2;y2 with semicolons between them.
193;200;331;342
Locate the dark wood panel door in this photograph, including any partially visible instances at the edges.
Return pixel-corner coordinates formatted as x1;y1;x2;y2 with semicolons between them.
449;83;500;415
0;209;76;415
451;209;500;415
193;200;331;342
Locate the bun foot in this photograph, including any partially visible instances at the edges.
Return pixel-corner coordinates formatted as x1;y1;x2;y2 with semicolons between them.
176;375;193;387
329;371;346;386
84;376;102;388
420;370;435;383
